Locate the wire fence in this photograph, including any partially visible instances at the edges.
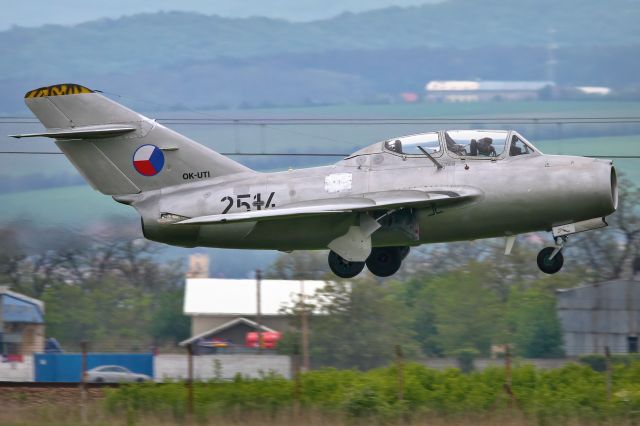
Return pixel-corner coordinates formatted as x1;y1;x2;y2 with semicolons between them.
1;115;639;158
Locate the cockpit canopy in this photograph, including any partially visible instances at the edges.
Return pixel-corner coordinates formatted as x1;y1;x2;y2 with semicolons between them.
377;130;538;159
384;132;441;155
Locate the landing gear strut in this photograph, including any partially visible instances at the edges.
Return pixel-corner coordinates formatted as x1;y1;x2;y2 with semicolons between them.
328;250;365;278
537;236;566;274
366;247;404;277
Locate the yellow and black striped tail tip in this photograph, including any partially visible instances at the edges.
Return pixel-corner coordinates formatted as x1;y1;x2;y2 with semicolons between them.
25;83;93;98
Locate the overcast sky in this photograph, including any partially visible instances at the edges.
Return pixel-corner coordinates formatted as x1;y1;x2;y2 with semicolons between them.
2;0;442;30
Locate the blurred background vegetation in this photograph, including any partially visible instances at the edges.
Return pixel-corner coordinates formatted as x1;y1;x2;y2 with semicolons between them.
0;0;639;364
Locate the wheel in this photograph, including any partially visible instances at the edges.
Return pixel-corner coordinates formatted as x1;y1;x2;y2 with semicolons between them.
94;377;104;383
537;247;564;274
328;251;365;278
399;246;410;260
366;247;402;277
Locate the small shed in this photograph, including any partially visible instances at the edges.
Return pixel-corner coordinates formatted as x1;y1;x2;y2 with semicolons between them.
556;278;640;356
182;278;328;349
0;286;45;357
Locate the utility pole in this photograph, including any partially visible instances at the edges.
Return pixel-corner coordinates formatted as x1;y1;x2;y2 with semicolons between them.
256;269;263;354
300;280;310;371
187;343;194;418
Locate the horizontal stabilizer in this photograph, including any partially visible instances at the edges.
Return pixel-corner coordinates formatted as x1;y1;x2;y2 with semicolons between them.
10;124;137;139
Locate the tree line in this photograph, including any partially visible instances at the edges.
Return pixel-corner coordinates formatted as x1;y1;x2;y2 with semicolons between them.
0;178;637;362
272;177;640;369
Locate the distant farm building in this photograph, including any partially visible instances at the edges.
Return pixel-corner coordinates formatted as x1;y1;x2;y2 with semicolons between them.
556;270;640;356
0;286;45;358
181;278;328;351
575;86;612;96
425;80;554;102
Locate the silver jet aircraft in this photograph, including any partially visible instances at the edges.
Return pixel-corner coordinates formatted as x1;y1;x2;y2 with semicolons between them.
12;84;618;278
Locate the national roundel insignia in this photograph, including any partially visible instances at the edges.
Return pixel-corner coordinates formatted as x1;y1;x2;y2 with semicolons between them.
133;145;164;176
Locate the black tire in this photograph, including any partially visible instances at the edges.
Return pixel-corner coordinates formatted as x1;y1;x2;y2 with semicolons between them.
399;246;410;260
537;247;564;274
366;247;402;277
136;377;145;383
94;377;104;383
328;251;365;278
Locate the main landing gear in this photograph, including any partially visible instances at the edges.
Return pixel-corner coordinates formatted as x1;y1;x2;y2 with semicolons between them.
537;236;566;274
328;250;365;278
328;247;409;278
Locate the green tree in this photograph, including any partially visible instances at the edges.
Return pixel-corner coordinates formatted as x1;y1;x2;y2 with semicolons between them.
427;266;503;356
508;288;564;358
151;288;190;345
295;278;419;370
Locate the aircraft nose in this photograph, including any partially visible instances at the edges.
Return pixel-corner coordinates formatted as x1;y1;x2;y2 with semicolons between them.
556;157;618;221
586;158;618;216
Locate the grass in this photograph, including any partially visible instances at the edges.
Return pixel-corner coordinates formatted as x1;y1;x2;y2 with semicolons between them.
2;100;640;175
1;100;638;227
0;405;630;426
0;185;134;227
5;361;640;425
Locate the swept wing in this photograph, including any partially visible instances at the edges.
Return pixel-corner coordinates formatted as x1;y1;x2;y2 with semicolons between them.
176;188;482;225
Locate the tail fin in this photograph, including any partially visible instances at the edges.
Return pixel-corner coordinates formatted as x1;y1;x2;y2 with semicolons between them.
13;84;253;195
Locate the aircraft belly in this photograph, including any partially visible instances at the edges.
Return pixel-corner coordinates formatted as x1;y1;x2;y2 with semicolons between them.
195;214;355;250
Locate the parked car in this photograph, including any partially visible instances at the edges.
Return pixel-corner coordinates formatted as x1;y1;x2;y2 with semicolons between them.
86;365;150;383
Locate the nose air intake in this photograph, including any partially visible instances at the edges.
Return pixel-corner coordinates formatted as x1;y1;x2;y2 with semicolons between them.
610;166;618;211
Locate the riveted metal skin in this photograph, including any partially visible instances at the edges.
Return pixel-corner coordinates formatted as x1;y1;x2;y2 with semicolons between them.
15;84;618;273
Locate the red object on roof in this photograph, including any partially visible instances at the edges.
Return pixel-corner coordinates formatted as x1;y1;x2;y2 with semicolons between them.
4;354;24;363
245;332;282;349
401;92;419;103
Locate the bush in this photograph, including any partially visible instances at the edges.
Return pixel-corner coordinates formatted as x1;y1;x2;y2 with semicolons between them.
580;354;640;372
453;348;479;373
104;362;640;423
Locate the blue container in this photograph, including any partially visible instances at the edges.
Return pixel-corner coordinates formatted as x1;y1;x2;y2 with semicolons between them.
34;353;153;382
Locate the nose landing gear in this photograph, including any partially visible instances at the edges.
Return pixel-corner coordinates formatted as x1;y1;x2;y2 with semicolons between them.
537;236;566;274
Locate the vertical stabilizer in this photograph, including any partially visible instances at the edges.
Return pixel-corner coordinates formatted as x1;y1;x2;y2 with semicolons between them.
15;84;253;195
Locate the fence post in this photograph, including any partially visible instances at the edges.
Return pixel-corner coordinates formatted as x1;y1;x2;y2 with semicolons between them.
395;345;404;402
80;340;88;424
504;343;515;408
605;346;612;401
293;349;301;422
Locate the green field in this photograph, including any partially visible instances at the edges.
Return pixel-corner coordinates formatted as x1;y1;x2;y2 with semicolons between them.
2;100;640;176
0;185;133;227
1;100;638;227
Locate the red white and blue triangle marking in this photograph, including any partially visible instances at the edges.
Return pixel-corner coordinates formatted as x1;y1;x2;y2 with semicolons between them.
133;144;164;176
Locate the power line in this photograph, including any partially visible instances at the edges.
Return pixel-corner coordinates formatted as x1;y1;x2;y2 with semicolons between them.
0;151;638;159
3;116;640;125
